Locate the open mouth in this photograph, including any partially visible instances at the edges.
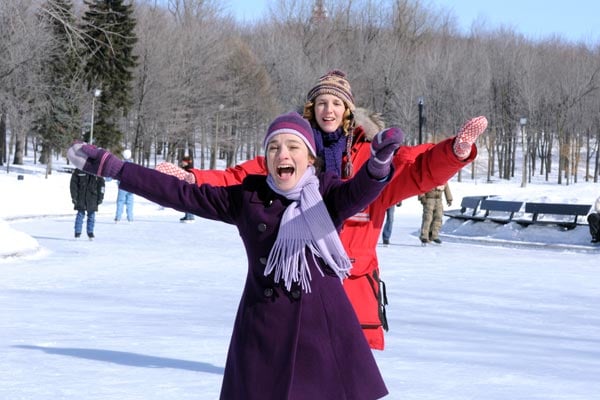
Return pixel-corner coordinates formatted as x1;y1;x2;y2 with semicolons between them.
277;165;295;178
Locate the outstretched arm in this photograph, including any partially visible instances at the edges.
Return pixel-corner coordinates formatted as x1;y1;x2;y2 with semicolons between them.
156;156;267;187
66;142;237;224
377;116;488;208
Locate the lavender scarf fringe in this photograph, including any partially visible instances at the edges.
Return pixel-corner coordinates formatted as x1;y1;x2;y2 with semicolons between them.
265;167;352;293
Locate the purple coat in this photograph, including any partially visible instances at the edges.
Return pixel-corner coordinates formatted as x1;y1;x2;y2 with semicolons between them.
119;163;389;400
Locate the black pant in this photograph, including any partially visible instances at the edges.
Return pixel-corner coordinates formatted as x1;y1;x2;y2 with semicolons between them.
587;213;600;240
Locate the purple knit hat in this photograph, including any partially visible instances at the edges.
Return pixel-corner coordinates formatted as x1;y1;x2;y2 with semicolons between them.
263;112;317;157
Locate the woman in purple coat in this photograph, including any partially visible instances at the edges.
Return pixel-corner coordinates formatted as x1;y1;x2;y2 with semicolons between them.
67;112;402;400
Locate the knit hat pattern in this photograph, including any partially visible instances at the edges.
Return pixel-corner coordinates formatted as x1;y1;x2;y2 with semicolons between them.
264;112;317;157
306;69;355;111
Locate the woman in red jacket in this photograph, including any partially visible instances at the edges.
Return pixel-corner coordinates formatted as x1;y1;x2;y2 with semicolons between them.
158;70;488;350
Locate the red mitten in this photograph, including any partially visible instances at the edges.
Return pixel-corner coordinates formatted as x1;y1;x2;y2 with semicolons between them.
453;116;488;160
156;162;196;184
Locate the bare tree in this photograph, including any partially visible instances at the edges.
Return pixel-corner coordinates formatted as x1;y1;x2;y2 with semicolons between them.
3;0;600;187
132;0;233;167
0;0;53;166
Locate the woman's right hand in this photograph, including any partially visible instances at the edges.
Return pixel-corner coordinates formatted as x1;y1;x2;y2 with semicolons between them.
156;162;196;184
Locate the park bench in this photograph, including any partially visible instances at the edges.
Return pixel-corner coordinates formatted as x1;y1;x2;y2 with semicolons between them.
516;202;591;230
443;195;489;220
443;196;522;223
478;199;524;223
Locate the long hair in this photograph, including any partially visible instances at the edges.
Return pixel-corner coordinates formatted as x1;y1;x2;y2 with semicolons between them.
302;100;355;136
302;100;355;178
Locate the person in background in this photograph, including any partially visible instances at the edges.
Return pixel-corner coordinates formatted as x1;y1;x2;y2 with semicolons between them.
418;182;452;244
66;111;401;400
179;155;196;223
114;149;134;223
155;69;487;350
70;168;105;240
587;196;600;243
381;202;401;246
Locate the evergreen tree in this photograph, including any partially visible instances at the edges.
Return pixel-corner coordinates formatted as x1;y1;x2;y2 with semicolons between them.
35;0;84;173
81;0;138;150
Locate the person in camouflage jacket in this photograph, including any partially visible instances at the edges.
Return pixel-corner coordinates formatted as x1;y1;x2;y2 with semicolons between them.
418;183;453;244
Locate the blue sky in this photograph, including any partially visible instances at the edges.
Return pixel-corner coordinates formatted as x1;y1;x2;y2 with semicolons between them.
227;0;600;43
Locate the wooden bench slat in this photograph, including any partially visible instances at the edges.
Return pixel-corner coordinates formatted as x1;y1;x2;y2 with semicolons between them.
443;195;489;219
524;202;591;215
480;199;523;223
518;202;591;230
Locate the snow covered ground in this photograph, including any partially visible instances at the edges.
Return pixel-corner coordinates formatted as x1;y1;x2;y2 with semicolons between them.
2;161;600;399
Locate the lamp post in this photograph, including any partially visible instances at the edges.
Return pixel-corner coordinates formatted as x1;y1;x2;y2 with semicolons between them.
89;89;101;145
520;117;528;188
210;104;224;170
418;98;424;144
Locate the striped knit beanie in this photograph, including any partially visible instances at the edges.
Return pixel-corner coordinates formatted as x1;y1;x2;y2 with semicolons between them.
306;69;355;111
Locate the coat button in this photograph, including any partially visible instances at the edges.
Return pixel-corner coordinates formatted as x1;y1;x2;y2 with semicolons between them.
290;290;301;300
257;223;267;232
263;288;274;298
259;257;268;265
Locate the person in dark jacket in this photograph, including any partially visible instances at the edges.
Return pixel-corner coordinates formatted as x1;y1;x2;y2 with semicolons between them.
70;168;105;239
67;111;402;400
587;196;600;243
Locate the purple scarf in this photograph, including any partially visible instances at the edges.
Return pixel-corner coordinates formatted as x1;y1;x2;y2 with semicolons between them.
313;127;347;176
265;166;352;293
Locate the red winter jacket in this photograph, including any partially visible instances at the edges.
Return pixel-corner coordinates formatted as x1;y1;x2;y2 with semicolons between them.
190;127;476;350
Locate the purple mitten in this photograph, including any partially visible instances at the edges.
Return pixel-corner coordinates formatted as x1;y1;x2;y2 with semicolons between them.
67;143;124;179
367;127;403;179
